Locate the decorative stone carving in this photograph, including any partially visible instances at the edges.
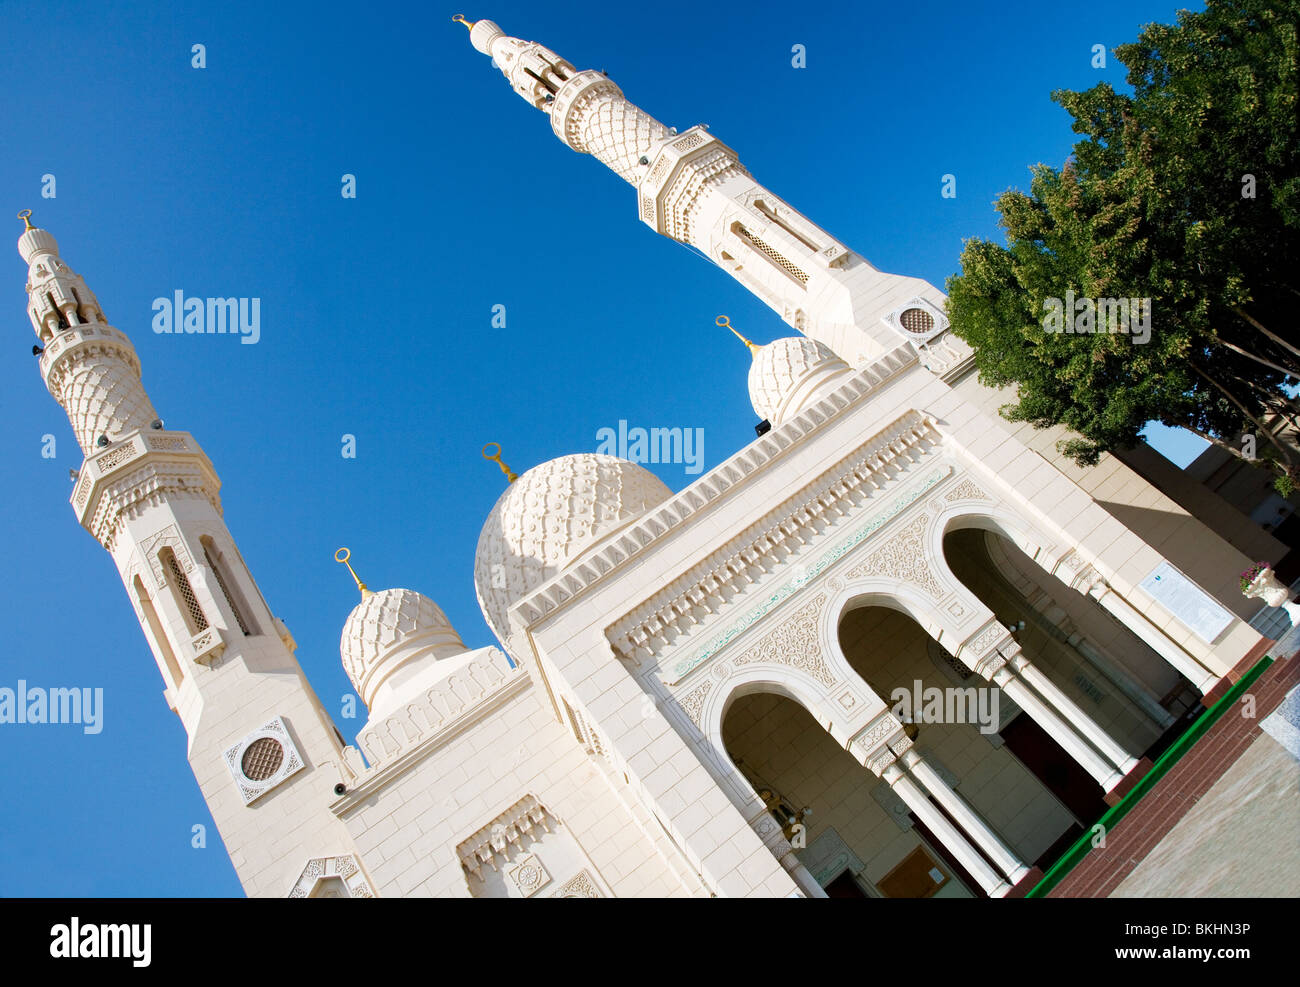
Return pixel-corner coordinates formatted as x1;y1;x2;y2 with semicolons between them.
456;795;552;880
747;336;850;424
656;453;952;685
845;512;945;599
222;716;305;805
339;588;465;707
356;647;518;768
141;524;194;589
847;710;903;763
506;854;552;897
474;454;673;647
943;477;991;503
551;870;602;898
287;855;375;898
678;679;714;727
731;592;836;686
190;625;226;666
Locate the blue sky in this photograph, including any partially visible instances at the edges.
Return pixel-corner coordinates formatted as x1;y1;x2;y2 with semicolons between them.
0;0;1208;896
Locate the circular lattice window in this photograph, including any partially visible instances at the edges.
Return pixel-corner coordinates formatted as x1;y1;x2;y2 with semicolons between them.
241;737;285;781
899;307;935;335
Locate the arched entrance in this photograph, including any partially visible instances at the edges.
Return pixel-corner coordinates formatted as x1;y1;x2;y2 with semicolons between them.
941;524;1200;764
721;688;991;897
837;603;1083;874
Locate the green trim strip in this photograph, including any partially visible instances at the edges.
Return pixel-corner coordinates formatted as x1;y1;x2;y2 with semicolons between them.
1025;654;1275;898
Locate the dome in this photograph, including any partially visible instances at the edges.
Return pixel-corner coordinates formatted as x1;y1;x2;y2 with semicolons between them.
18;227;58;264
474;454;674;645
748;336;853;425
340;588;466;710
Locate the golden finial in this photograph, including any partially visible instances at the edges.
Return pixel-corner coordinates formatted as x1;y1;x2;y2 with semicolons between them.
717;314;760;358
452;13;475;30
334;547;374;601
482;442;518;483
17;209;34;232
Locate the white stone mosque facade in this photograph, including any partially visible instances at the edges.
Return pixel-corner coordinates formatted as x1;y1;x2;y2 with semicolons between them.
16;16;1289;898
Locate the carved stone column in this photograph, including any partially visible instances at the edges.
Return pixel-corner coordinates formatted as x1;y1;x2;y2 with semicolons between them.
978;650;1124;791
1086;582;1218;693
1054;552;1217;693
898;747;1030;886
1002;644;1140;775
879;759;1011;898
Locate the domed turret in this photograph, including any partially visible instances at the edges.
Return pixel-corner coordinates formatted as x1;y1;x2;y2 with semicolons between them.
719;316;853;426
474;451;673;646
335;549;468;716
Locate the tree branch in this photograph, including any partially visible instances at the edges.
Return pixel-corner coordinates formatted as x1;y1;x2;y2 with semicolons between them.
1232;306;1300;361
1190;364;1297;466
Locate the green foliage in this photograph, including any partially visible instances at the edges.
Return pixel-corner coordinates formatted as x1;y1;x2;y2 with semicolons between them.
946;0;1299;479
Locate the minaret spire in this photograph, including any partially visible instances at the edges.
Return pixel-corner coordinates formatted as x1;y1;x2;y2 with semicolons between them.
457;19;950;366
19;212;159;454
17;217;365;897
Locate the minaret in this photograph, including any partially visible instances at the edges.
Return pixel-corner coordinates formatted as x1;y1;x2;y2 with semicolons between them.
18;213;365;897
454;16;949;365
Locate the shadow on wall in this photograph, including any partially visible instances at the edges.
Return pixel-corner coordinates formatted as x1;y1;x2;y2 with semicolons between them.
1095;501;1259;621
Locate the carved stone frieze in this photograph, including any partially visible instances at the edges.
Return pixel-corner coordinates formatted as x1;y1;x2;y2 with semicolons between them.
844;512;945;598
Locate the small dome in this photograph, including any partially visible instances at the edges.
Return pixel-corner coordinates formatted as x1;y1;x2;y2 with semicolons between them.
469;18;504;54
340;588;466;710
474;454;673;645
748;337;852;425
18;227;58;264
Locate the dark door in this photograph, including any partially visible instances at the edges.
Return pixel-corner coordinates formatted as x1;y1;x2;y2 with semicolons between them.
999;712;1109;827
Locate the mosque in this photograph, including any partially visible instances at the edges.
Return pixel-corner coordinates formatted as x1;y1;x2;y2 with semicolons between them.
15;15;1295;897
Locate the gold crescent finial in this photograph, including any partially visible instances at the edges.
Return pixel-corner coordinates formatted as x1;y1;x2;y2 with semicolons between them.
17;209;34;231
717;314;760;358
482;442;518;483
452;13;475;29
334;547;374;601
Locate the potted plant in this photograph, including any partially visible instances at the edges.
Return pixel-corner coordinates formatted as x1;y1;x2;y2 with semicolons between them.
1241;562;1300;625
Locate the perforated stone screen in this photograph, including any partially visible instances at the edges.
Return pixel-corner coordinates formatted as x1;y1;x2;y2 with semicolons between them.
241;737;284;781
899;308;935;335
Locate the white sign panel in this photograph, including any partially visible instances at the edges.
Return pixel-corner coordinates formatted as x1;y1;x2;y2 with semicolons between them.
1139;562;1234;644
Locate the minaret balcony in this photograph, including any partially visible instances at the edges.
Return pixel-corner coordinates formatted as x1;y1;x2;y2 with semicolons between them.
71;428;223;550
635;126;743;241
39;323;140;386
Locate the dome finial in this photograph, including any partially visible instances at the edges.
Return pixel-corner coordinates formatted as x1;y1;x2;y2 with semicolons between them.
335;547;374;600
482;442;518;483
17;209;34;232
451;13;475;30
717;314;759;359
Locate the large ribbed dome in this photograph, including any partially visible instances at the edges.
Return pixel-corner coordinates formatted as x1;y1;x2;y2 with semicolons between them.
340;588;466;710
748;337;852;425
474;454;673;645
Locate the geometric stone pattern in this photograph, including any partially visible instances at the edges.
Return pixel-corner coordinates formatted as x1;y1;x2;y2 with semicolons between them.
748;336;844;423
222;716;305;806
339;587;464;703
474;453;674;648
287;855;375;898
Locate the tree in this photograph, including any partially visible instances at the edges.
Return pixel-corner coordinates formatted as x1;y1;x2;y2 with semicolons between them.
946;0;1300;493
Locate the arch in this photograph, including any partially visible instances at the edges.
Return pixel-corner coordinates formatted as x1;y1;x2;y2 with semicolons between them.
822;574;998;678
701;667;838;768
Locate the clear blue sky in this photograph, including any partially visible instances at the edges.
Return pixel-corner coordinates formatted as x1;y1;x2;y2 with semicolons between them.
0;0;1208;896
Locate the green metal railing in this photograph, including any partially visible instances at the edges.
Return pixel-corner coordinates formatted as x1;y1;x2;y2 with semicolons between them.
1025;654;1275;898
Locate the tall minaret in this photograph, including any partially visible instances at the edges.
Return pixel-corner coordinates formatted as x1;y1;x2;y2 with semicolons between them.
455;16;949;365
18;213;366;897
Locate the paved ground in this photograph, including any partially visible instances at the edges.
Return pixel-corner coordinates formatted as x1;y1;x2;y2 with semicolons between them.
1050;649;1299;897
1111;731;1300;897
